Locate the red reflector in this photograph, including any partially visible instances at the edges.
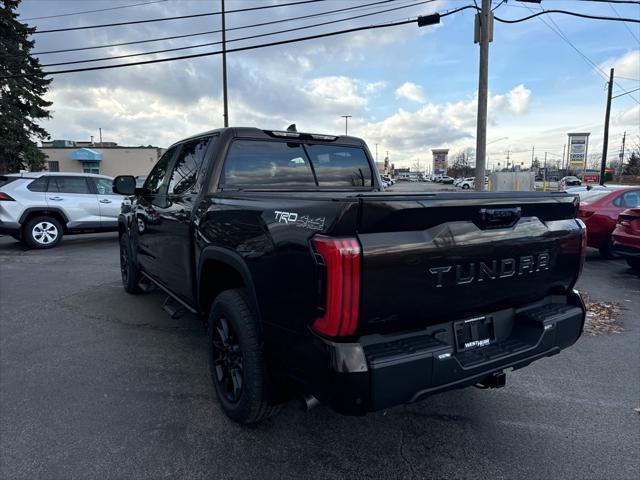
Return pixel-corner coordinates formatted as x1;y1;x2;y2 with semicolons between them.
311;236;361;337
0;192;15;201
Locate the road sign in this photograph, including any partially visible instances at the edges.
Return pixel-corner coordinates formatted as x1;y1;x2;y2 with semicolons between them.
582;174;599;184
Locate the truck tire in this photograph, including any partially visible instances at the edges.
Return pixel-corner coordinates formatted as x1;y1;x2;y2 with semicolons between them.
23;216;63;249
627;258;640;271
119;233;142;294
207;288;281;424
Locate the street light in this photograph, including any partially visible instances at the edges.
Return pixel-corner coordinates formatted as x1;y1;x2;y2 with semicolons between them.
340;115;352;135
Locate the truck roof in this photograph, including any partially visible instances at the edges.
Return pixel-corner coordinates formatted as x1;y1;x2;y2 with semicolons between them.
171;127;366;149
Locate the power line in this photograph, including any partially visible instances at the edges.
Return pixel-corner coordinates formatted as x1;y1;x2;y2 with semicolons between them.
32;0;403;55
2;5;476;79
576;0;640;4
39;0;436;68
20;0;169;21
612;87;640;99
29;0;327;35
517;3;639;104
494;10;640;24
608;2;640;43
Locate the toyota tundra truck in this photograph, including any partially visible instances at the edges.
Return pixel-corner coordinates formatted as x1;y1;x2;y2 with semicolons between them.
113;127;587;424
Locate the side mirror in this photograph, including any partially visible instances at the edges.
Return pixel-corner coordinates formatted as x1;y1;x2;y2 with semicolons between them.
113;175;136;195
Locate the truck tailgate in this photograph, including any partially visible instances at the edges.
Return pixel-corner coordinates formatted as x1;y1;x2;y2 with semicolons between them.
355;192;582;335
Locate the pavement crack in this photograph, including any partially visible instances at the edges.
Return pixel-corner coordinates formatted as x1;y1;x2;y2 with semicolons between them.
399;409;417;480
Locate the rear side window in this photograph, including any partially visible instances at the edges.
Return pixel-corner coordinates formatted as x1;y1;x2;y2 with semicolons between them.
27;176;48;192
48;176;91;194
167;137;211;195
220;140;373;188
620;190;640;208
221;141;316;187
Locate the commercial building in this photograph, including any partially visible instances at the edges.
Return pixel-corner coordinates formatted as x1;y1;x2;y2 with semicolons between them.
40;140;165;177
432;149;449;175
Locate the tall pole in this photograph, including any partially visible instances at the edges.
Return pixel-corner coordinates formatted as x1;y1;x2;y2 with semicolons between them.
600;68;614;186
341;115;352;135
375;143;378;163
619;131;626;176
531;145;535;168
474;0;492;191
561;144;566;173
221;0;229;127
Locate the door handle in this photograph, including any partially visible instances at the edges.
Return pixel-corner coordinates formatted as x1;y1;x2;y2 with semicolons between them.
49;196;63;201
99;199;112;204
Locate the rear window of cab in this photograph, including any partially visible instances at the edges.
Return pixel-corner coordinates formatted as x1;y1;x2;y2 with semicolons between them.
220;140;374;189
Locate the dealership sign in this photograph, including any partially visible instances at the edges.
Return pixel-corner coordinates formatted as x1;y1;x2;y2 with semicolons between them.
567;133;590;170
432;149;449;175
582;174;599;184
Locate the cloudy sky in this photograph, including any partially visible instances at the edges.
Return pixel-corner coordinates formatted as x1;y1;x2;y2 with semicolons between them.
16;0;640;169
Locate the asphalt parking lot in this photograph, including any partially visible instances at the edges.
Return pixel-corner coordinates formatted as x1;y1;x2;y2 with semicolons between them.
1;218;638;479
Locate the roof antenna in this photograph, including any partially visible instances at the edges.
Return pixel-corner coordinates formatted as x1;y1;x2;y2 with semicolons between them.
286;124;297;132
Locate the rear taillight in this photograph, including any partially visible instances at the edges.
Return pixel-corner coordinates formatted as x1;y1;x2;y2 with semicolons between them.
578;209;594;219
311;235;361;337
576;219;587;279
0;192;15;201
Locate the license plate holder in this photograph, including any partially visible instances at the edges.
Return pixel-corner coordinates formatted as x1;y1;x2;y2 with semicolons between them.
454;316;495;351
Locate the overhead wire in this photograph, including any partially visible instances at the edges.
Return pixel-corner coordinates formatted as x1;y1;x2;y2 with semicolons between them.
514;3;640;104
29;0;328;34
32;0;405;55
20;0;169;21
39;0;437;67
2;4;478;78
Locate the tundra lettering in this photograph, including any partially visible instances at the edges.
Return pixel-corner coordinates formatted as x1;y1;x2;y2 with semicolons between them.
429;251;553;287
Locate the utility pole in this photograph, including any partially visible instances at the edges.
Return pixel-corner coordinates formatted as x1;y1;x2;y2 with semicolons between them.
619;131;626;176
474;0;493;191
99;128;102;146
600;68;614;186
221;0;229;127
561;144;566;173
341;115;352;135
531;145;535;168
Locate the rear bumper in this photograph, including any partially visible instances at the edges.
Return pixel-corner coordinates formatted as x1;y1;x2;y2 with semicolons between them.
309;291;586;415
0;221;21;235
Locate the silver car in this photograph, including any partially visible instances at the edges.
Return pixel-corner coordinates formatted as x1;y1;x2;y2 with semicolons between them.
0;172;125;248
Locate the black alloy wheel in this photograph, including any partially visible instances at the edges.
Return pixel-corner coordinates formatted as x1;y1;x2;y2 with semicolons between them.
211;316;244;403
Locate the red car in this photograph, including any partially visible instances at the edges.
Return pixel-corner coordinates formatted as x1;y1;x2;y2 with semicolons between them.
577;187;640;257
612;208;640;270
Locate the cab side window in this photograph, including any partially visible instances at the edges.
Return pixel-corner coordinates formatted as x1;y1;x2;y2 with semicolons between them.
144;147;177;194
167;137;211;195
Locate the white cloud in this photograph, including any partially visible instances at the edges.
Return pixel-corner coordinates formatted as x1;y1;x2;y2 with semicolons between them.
395;82;426;103
506;84;532;114
598;50;640;79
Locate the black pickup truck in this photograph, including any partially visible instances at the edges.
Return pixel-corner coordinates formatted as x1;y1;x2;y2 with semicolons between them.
113;127;587;424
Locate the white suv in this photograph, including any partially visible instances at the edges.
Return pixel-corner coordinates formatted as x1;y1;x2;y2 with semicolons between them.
0;172;125;248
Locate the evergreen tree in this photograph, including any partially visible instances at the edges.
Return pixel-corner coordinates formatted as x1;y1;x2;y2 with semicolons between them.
623;151;640;176
0;0;52;174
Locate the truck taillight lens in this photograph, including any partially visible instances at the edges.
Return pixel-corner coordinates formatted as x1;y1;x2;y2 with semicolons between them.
577;219;587;279
0;192;15;201
311;236;361;337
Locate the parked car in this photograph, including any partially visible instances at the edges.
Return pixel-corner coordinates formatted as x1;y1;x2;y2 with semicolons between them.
577;187;640;257
458;177;475;189
440;175;455;184
612;208;640;270
0;172;124;249
559;176;582;191
113;127;586;425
